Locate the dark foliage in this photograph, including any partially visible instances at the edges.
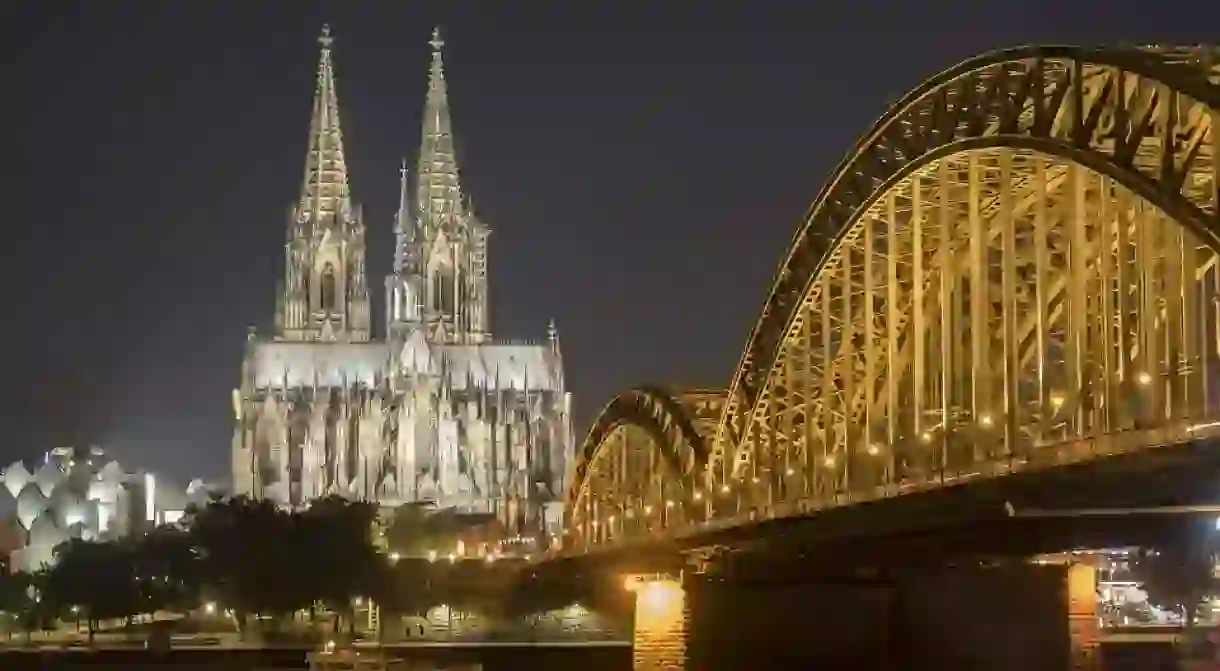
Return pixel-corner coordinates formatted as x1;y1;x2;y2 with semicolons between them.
0;495;521;637
1130;524;1220;626
0;495;386;634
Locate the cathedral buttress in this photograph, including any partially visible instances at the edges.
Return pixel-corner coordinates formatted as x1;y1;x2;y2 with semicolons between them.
278;25;371;343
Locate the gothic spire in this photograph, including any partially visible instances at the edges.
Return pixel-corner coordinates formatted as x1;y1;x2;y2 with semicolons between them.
416;27;464;235
392;158;412;273
298;24;352;228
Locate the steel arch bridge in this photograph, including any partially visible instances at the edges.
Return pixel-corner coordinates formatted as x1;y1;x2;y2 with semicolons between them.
563;44;1220;553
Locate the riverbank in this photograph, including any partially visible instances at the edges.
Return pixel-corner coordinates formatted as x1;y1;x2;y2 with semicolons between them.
0;642;632;671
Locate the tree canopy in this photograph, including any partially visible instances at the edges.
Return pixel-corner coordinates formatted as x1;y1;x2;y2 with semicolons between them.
0;495;386;636
0;495;522;640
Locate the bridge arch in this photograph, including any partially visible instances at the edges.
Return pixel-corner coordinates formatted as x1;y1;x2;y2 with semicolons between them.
564;387;724;546
709;45;1220;491
555;44;1220;555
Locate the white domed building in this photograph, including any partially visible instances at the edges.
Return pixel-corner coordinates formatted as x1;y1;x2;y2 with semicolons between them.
0;446;208;572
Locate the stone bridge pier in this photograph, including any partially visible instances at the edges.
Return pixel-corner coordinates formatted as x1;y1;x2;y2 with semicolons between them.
628;561;1099;671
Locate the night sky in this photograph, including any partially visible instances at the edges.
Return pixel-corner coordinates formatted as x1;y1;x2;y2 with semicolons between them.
0;1;1209;481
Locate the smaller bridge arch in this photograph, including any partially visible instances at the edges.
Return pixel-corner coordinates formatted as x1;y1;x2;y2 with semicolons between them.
563;387;723;548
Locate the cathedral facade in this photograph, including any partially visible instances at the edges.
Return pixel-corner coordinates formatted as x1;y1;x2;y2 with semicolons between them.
231;27;573;536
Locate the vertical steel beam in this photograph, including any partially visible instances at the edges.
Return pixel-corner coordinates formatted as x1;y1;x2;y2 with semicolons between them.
885;190;901;483
968;153;990;461
937;160;954;472
802;308;815;498
820;271;833;499
840;247;855;492
1136;199;1162;422
912;174;927;461
998;150;1019;456
1066;162;1087;434
1033;156;1051;441
864;213;877;474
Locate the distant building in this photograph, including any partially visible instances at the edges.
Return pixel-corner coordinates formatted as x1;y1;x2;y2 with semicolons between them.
0;446;208;572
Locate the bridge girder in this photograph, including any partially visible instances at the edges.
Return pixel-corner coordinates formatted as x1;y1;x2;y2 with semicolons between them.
563;44;1220;554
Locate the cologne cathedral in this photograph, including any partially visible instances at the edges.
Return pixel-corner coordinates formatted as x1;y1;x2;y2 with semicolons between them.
231;27;573;535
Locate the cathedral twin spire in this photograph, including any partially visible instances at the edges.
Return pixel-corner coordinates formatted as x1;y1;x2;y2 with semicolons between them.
298;24;352;230
394;27;491;345
278;24;369;343
280;25;489;345
414;28;466;243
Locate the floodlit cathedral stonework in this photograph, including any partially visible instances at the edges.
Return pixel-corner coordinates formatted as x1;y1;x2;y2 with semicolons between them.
231;27;574;535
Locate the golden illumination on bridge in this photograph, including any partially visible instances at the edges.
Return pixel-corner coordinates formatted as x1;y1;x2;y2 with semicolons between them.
564;45;1220;552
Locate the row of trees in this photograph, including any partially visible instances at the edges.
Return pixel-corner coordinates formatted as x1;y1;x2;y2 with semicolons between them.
0;495;516;640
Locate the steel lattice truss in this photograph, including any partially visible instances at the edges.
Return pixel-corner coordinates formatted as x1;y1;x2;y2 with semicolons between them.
562;45;1220;553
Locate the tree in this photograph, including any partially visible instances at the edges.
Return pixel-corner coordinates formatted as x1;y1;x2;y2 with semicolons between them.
384;503;437;557
182;494;386;636
132;524;202;615
0;571;38;641
384;503;490;558
1131;534;1220;627
296;495;382;633
42;538;140;640
4;495;392;642
186;495;305;630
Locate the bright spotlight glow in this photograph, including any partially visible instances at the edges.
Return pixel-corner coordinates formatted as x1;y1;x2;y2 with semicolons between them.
204;602;216;614
638;580;682;613
144;473;156;523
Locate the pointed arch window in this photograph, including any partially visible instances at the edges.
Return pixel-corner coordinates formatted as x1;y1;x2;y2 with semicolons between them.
433;268;455;315
320;265;337;312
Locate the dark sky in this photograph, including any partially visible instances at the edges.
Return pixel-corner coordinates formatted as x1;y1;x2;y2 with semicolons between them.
0;1;1208;481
